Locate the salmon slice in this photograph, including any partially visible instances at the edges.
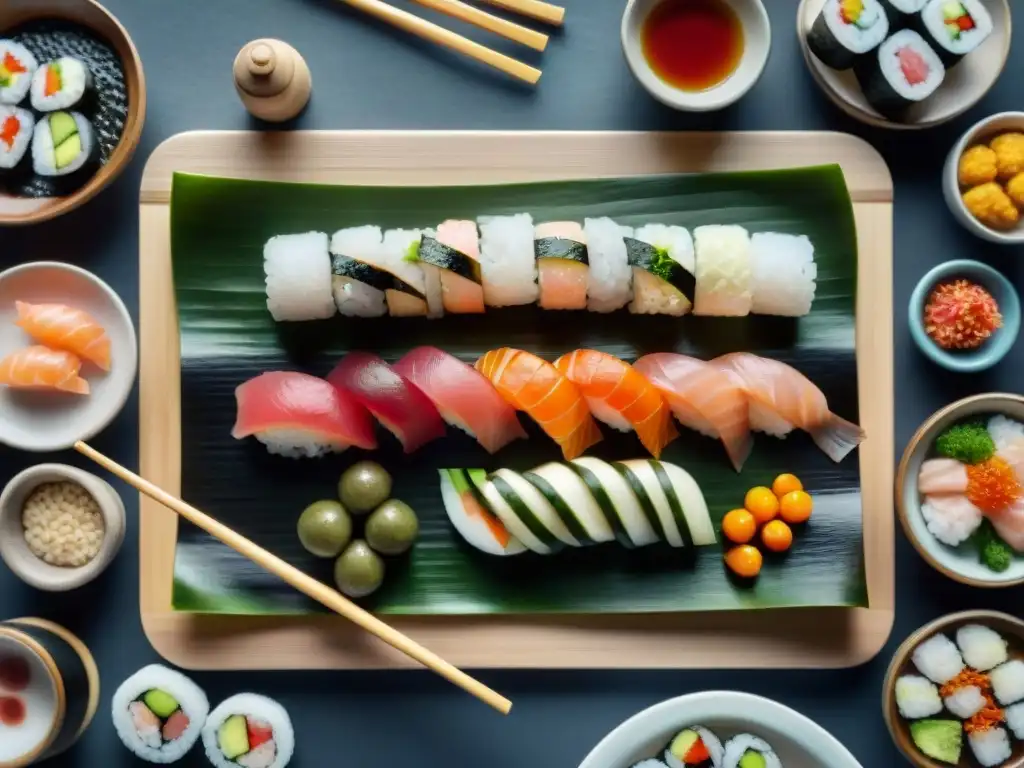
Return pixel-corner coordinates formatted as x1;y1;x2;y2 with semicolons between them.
989;498;1024;552
554;349;677;458
435;220;485;313
476;348;602;460
15;301;111;371
634;353;752;472
0;345;88;394
534;221;588;310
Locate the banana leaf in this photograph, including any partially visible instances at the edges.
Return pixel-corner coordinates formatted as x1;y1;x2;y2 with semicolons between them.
169;165;867;615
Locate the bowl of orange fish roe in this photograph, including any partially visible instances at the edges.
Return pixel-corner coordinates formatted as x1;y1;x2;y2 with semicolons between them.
909;259;1019;373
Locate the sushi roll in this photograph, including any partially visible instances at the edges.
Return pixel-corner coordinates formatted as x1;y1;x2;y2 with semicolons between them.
0;105;34;173
0;41;38;105
440;468;528;556
895;675;943;719
534;221;589;310
692;225;752;317
807;0;889;70
722;734;781;768
263;232;336;321
584;217;633;313
912;633;965;685
112;664;210;764
956;624;1009;671
990;659;1024;705
378;228;429;317
632;762;669;768
663;725;724;768
30;57;94;112
967;727;1011;768
917;0;993;67
877;0;927;28
478;213;538;307
749;232;817;317
202;694;294;768
422;220;485;314
32;110;97;179
329;226;389;318
855;30;945;121
627;224;696;317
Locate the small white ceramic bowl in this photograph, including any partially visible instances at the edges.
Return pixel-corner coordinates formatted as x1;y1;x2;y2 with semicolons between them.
577;691;863;768
0;261;137;452
621;0;771;112
943;111;1024;244
0;464;126;591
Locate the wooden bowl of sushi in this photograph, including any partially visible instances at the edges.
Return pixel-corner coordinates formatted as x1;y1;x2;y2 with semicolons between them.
883;610;1024;768
0;0;145;225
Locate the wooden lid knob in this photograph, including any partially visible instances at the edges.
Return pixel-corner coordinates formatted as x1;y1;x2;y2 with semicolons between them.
248;44;276;76
233;39;296;98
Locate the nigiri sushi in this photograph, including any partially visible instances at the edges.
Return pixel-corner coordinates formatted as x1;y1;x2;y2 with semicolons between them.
475;348;602;461
15;301;111;371
918;458;969;495
554;349;677;458
393;346;527;454
231;371;377;458
0;345;88;394
534;221;588;311
712;352;865;463
634;353;752;472
431;220;484;313
327;352;446;453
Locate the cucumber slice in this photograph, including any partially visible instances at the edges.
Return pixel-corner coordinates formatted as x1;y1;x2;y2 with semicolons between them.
524;462;614;544
616;460;684;547
492;469;578;546
658;461;717;546
571;457;658;547
480;475;554;554
439;469;526;556
651;460;693;548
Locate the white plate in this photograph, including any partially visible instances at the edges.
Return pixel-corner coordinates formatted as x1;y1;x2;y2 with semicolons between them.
797;0;1012;130
577;691;863;768
0;262;137;452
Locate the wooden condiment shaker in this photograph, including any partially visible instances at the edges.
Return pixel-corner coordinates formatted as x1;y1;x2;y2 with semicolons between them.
233;39;311;122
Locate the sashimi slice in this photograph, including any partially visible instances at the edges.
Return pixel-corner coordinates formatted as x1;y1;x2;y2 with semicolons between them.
14;301;111;371
435;220;484;314
162;710;190;742
476;347;602;461
0;345;88;394
712;352;865;463
918;458;969;495
393;346;526;454
989;498;1024;553
328;352;445;453
554;349;677;458
231;371;377;458
634;353;752;471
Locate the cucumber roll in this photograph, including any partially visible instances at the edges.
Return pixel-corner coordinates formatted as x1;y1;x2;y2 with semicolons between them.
855;29;945;121
202;694;294;768
917;0;993;67
877;0;927;28
722;734;781;768
30;57;94;112
32;110;97;178
0;105;34;174
807;0;889;70
0;41;38;105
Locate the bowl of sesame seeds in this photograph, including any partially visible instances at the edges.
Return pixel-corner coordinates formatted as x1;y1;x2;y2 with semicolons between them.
0;463;124;591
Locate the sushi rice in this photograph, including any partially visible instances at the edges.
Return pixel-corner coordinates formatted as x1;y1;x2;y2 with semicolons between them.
990;660;1024;706
987;415;1024;454
912;633;966;684
0;105;33;170
692;225;752;317
584;217;633;313
896;674;943;719
478;213;538;306
944;685;987;719
202;693;294;768
920;495;982;546
968;726;1011;768
0;41;38;105
1004;701;1024;740
722;734;781;768
957;624;1009;672
749;233;817;317
263;232;336;322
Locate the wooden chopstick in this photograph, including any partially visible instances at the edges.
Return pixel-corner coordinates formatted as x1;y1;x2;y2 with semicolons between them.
413;0;548;51
74;442;513;715
338;0;542;84
474;0;565;26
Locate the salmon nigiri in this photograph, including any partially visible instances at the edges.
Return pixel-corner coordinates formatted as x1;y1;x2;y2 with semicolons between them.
554;349;677;458
15;301;111;371
0;345;88;394
476;348;602;461
712;352;865;463
634;353;752;472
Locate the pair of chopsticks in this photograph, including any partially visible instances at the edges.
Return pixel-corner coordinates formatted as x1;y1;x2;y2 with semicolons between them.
74;442;512;715
338;0;565;84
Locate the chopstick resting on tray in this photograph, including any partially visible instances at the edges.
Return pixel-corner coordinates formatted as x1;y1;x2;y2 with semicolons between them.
73;441;513;715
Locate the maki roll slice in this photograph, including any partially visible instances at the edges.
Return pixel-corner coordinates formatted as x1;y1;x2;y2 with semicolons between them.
692;225;752;317
626;224;696;317
264;232;336;321
419;219;485;314
664;725;724;768
534;221;589;310
877;0;927;28
202;693;294;768
30;57;94;112
0;105;34;175
32;111;98;179
0;41;37;105
807;0;889;70
329;226;389;318
722;734;781;768
584;216;633;313
749;232;817;317
378;228;430;317
478;213;538;307
856;29;945;121
917;0;993;67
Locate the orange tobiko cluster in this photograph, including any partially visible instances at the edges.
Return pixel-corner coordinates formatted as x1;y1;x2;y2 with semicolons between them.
924;279;1003;350
966;456;1021;513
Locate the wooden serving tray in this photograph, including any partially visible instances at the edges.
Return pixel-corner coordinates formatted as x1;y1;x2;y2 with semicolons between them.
138;131;894;670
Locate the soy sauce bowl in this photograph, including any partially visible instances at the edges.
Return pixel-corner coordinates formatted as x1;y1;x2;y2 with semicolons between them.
621;0;771;112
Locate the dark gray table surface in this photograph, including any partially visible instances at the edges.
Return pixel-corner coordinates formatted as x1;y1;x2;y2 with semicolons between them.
1;0;1022;765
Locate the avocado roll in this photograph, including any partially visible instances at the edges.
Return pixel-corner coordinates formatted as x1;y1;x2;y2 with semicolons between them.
0;41;38;105
807;0;889;70
202;694;294;768
32;110;97;177
30;57;94;112
664;725;724;768
722;734;781;768
0;105;34;173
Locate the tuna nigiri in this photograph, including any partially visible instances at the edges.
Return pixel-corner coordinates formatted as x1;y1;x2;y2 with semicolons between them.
0;345;88;394
15;301;111;371
554;349;677;458
712;352;865;463
231;371;377;458
634;353;752;472
918;458;969;495
328;352;446;453
476;347;602;461
393;346;527;454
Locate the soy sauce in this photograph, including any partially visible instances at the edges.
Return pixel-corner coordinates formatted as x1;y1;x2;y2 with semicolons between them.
641;0;744;92
0;696;25;726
